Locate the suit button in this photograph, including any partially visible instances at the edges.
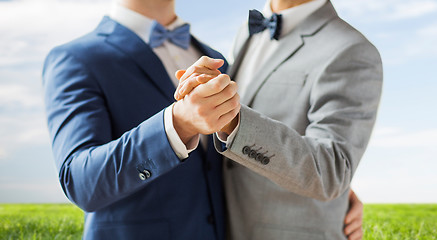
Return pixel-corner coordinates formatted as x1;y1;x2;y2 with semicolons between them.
249;150;257;159
139;172;146;180
207;215;215;224
255;153;264;162
242;146;251;155
261;157;270;165
139;170;151;180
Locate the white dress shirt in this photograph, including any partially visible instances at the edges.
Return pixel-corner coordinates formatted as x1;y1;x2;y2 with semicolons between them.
217;0;327;144
110;4;203;159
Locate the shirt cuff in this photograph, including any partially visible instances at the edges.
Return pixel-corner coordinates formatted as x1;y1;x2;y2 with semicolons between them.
216;114;240;147
164;103;200;160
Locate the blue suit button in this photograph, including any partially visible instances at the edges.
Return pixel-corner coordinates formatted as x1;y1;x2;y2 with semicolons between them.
139;170;151;180
139;173;146;180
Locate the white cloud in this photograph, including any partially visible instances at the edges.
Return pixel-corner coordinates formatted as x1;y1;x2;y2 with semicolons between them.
370;127;437;148
388;0;437;20
402;21;437;57
0;1;111;67
0;182;69;203
333;0;437;21
418;22;437;37
0;147;6;160
16;127;50;144
0;84;43;108
352;174;437;203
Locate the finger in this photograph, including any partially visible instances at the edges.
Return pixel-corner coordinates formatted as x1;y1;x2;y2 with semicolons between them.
174;73;200;100
193;74;231;98
208;81;238;106
194;56;224;71
345;191;363;224
217;100;241;128
179;56;223;82
175;70;186;80
348;228;363;240
197;74;216;84
213;92;240;117
345;205;362;224
176;74;216;100
344;218;362;236
180;66;221;84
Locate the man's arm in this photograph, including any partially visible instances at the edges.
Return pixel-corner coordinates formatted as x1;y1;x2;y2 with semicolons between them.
43;48;239;212
215;42;382;201
176;42;382;201
42;48;184;212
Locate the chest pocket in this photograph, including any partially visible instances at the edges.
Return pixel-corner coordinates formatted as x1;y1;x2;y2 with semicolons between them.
250;70;307;119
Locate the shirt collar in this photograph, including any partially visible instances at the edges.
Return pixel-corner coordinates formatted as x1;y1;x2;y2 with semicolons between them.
262;0;327;38
109;3;187;44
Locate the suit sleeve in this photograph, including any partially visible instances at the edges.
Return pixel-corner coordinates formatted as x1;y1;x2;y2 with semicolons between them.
214;42;383;201
42;47;181;212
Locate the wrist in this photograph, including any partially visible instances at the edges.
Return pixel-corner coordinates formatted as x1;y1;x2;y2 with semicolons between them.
220;113;239;135
172;101;198;145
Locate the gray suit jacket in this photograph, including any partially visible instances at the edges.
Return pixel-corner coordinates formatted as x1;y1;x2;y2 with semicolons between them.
214;2;383;240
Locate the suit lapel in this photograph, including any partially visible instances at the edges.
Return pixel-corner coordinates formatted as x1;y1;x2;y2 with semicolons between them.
98;17;175;102
228;27;251;78
239;1;339;106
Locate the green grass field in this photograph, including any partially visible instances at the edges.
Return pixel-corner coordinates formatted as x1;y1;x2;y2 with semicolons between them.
0;204;436;239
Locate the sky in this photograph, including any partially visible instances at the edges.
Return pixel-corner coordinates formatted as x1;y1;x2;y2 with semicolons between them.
0;0;436;203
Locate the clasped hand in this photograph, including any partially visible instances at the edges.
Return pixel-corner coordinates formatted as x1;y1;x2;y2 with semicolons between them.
172;56;240;145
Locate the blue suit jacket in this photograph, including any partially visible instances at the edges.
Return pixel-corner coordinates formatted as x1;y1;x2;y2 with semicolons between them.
42;17;228;240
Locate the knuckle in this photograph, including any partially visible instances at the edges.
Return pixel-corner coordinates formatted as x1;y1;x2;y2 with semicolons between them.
220;74;230;82
229;97;239;109
192;66;201;72
198;107;207;117
195;107;205;117
234;105;241;114
187;96;196;105
230;81;238;91
233;99;241;109
191;89;201;99
236;93;241;102
187;79;196;88
212;80;223;91
224;86;234;98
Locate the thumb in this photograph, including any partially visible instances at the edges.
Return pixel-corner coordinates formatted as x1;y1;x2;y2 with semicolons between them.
175;70;186;80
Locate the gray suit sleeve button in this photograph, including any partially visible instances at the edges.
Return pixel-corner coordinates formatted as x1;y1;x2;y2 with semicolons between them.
261;157;270;165
249;150;257;159
255;153;264;162
242;146;251;155
139;170;151;180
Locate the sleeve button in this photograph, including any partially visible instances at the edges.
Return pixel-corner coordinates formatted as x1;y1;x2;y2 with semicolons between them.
261;157;270;165
139;170;152;180
242;146;251;155
139;172;146;180
249;150;257;159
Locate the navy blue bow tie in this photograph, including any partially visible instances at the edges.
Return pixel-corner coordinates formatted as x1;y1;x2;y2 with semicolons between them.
149;21;191;49
248;9;283;40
